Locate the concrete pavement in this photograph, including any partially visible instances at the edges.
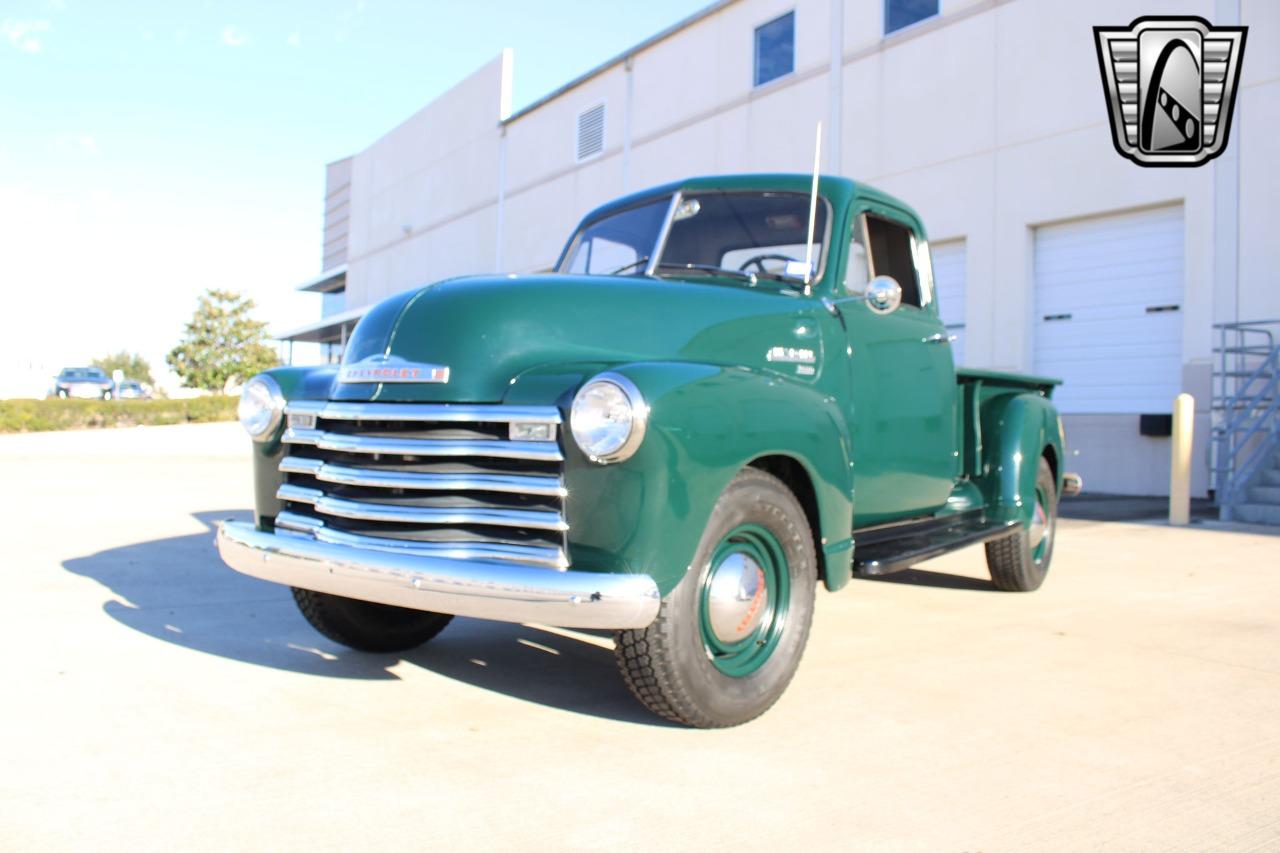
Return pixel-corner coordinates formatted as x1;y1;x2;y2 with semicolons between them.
2;423;1279;851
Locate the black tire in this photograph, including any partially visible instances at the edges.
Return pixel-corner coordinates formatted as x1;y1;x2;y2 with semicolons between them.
291;588;453;652
614;467;817;728
986;456;1057;592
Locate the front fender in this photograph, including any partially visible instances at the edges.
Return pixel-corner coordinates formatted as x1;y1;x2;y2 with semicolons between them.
976;392;1063;526
506;362;854;596
251;366;338;527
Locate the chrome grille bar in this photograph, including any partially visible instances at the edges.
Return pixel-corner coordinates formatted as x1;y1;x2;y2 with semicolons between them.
279;456;566;497
275;511;568;569
286;401;561;424
283;428;564;462
277;401;568;570
278;483;569;531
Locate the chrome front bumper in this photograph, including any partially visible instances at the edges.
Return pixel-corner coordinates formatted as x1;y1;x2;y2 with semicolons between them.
216;520;660;630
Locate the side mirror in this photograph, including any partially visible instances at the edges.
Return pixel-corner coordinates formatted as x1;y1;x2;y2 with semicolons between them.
865;275;902;315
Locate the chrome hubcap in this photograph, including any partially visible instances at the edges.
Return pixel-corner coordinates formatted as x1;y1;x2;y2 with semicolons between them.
705;552;768;644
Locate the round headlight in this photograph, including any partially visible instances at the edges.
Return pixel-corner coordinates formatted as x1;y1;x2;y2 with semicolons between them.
570;373;648;463
238;374;284;440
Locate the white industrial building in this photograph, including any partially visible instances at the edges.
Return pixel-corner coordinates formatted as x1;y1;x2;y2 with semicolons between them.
280;0;1280;502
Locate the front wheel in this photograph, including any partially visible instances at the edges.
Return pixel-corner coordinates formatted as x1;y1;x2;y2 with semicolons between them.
985;456;1058;591
291;588;453;652
614;468;817;728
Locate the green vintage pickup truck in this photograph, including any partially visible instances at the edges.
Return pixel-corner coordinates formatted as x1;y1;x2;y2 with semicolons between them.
219;174;1080;727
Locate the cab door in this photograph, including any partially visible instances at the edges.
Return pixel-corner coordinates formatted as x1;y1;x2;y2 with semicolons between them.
840;209;959;526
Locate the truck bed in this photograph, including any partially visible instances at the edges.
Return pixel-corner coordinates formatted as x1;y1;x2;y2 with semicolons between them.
956;366;1061;395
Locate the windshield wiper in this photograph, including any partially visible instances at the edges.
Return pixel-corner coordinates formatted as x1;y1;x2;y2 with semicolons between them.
745;269;810;292
656;262;809;293
605;256;650;276
656;263;757;284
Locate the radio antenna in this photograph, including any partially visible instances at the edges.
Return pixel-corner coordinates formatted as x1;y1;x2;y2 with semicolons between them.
803;121;822;290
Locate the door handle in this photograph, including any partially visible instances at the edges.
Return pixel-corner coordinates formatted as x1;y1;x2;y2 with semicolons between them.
922;333;954;344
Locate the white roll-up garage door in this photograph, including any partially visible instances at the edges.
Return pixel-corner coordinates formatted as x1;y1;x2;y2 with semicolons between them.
930;240;966;365
1032;205;1184;414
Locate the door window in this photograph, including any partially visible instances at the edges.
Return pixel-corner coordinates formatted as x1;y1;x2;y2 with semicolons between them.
864;215;923;308
843;231;871;294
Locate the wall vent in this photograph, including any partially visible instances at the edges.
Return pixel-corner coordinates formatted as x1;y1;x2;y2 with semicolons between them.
576;102;605;162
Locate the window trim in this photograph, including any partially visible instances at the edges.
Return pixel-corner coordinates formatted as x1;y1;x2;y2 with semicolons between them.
574;99;607;164
558;190;835;288
753;9;796;89
882;0;939;37
911;234;935;309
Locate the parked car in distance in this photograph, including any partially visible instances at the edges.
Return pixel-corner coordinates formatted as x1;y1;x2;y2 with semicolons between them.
54;367;114;399
115;380;151;400
217;173;1082;728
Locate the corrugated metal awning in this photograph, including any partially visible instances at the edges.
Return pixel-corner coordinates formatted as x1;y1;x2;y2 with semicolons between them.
296;264;348;293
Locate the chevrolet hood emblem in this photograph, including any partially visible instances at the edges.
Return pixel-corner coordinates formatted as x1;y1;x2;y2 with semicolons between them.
337;354;450;384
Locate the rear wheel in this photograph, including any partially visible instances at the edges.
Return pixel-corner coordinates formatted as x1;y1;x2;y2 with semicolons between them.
986;456;1057;591
614;468;817;728
291;588;453;652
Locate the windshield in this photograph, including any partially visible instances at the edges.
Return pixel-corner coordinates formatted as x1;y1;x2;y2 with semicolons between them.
60;368;106;380
560;199;670;276
558;190;828;284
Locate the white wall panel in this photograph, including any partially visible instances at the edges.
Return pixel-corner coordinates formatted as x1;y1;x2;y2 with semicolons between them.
930;240;967;365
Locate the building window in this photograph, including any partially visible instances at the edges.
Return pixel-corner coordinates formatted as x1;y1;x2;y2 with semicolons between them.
753;11;794;87
884;0;938;35
576;101;606;162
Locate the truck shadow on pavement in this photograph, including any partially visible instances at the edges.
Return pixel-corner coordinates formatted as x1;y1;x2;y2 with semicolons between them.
61;510;668;725
854;567;997;591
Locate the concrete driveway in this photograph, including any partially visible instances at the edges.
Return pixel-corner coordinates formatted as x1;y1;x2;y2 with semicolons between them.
3;423;1279;851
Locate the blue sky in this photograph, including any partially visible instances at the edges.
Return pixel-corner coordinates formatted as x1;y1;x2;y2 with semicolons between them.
1;0;709;388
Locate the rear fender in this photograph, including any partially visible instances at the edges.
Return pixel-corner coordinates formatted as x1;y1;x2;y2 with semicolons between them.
975;392;1063;526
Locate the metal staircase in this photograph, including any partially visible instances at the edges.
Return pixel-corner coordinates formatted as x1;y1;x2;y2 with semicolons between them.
1209;320;1280;524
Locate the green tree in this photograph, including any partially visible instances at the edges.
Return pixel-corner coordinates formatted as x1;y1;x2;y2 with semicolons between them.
92;350;154;385
167;289;280;392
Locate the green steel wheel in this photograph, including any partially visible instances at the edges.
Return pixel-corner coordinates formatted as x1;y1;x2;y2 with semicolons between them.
986;456;1058;592
614;467;817;728
697;524;791;677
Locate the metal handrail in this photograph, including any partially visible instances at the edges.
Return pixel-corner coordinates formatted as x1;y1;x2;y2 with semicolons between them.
1208;320;1280;519
1213;321;1276;407
1214;374;1280;499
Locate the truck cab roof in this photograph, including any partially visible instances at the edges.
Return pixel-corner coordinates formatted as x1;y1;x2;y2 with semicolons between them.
574;173;925;236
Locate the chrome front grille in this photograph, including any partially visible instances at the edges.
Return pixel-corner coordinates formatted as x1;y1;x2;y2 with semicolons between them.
274;401;567;569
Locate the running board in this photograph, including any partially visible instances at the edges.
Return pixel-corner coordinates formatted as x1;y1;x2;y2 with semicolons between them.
853;514;1019;577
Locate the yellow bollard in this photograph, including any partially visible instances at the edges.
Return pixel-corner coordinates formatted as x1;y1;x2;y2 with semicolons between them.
1169;393;1194;526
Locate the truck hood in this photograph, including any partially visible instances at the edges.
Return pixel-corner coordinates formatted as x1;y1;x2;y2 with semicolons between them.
331;274;827;403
